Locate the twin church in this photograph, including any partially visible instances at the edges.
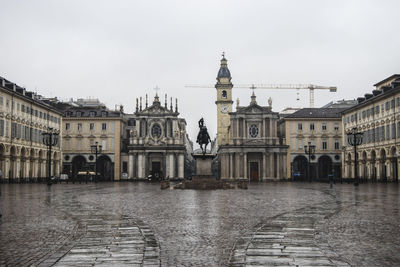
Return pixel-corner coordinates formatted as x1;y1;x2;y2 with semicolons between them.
124;55;287;181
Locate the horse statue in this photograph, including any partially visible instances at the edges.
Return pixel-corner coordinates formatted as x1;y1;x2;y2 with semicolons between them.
196;118;211;155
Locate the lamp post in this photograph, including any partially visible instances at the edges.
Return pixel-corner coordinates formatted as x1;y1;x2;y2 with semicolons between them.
42;128;59;186
90;142;102;183
304;141;316;182
347;127;363;186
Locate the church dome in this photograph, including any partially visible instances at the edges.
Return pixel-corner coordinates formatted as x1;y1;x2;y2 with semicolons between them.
217;56;231;78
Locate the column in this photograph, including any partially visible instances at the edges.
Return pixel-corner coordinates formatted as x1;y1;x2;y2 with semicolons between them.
31;159;36;179
178;154;184;179
137;154;142;178
283;153;287;179
4;158;9;179
261;118;267;138
229;154;233;179
243;153;247;179
165;154;170;179
262;153;266;179
269;154;274;178
16;158;21;178
128;154;134;178
169;154;174;178
376;160;381;180
276;153;281;179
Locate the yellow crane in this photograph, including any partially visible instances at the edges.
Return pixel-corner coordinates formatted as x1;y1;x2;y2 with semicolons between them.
185;83;337;108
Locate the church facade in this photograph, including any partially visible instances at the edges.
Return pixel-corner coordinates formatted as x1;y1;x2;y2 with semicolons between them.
215;55;288;181
218;93;288;180
125;94;192;180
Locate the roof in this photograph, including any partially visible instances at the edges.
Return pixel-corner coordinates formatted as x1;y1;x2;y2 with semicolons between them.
342;82;400;114
285;108;346;119
0;76;63;115
217;57;231;78
373;74;400;87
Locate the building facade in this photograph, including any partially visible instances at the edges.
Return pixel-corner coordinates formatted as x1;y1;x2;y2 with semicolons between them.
342;74;400;182
126;94;190;180
219;93;288;181
282;108;346;181
60;99;125;181
0;76;62;182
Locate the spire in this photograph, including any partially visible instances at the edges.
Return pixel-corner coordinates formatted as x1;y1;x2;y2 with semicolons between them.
140;97;142;111
165;94;167;108
236;98;240;108
217;52;231;79
136;98;138;112
170;97;173;111
145;94;148;108
175;98;178;112
153;93;160;106
250;91;257;105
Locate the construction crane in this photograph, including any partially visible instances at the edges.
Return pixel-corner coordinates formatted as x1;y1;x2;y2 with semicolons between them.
185;83;337;108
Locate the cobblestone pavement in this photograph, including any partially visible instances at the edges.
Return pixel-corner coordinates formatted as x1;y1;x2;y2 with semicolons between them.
0;182;399;266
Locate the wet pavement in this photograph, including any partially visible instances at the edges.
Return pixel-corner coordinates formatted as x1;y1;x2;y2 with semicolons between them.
0;182;399;266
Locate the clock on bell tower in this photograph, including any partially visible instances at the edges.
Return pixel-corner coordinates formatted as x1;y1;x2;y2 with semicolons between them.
215;53;233;146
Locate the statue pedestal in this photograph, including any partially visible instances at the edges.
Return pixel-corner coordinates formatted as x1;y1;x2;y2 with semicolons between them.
193;153;215;178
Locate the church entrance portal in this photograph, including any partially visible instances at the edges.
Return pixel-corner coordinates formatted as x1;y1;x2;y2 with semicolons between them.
151;161;162;180
250;162;259;181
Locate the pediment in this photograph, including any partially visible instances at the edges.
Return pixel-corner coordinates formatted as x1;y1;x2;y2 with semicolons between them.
239;104;268;114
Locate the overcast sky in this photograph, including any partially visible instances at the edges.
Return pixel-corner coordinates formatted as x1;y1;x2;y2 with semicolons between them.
1;0;399;144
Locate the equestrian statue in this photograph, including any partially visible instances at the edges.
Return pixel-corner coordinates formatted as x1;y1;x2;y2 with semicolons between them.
196;118;211;155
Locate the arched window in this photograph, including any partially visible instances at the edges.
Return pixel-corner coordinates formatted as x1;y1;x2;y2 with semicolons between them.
222;90;227;99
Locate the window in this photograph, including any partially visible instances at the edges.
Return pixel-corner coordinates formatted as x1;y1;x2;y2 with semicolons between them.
65;123;70;130
90;111;96;117
391;99;395;109
322;123;327;131
385;101;390;111
0;96;3;105
76;111;82;117
375;106;380;114
334;141;340;150
102;123;107;130
322;141;327;150
39;111;43;118
101;111;107;117
17;103;20;111
151;124;162;138
221;90;227;99
392;123;396;139
90;123;94;130
309;123;314;131
35;110;38;117
6;99;9;108
77;123;82;131
334;124;339;131
249;124;259;138
386;125;390;140
0;120;4;136
397;97;400;107
297;123;302;130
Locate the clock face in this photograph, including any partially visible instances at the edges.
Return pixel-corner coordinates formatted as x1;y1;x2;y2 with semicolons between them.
220;105;229;113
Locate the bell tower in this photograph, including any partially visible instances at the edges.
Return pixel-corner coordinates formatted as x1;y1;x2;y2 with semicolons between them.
215;53;233;146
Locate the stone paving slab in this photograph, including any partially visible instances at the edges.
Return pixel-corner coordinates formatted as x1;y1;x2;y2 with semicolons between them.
229;190;352;266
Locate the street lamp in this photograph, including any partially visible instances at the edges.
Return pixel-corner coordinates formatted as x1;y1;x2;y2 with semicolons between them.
347;127;363;186
304;141;316;182
90;142;102;183
42;128;59;186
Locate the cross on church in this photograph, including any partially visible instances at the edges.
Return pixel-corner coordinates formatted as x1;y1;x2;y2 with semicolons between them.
154;85;160;94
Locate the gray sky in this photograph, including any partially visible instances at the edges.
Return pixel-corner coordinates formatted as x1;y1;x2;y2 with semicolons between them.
1;0;399;144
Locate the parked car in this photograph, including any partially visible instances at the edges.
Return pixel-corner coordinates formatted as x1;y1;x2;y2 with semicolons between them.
121;172;129;180
60;174;69;182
